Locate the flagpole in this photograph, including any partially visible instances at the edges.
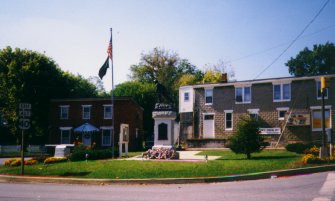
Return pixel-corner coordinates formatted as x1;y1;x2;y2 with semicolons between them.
110;28;115;158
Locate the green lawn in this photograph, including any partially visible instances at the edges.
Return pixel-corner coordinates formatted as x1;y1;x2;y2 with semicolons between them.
0;150;304;179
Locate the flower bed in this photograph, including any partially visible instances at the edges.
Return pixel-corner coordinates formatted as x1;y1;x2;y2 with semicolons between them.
4;158;38;166
44;157;68;165
301;146;335;164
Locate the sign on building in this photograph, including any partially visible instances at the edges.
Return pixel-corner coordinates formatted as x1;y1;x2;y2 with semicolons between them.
286;113;310;126
259;128;281;135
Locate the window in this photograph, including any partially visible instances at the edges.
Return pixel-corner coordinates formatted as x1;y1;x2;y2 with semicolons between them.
60;106;69;120
82;105;91;120
235;86;251;103
273;83;291;102
101;129;112;146
184;92;189;102
60;129;71;144
104;105;112;119
277;107;289;120
312;109;331;131
316;81;328;99
205;88;213;104
224;110;233;131
248;109;259;120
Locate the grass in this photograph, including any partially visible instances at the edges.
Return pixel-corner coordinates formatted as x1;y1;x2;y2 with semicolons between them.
0;150;304;179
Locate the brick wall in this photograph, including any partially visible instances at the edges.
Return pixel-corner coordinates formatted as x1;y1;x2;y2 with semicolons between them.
49;97;143;151
189;76;335;144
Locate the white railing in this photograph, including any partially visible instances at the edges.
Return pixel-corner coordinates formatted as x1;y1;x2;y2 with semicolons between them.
0;145;46;154
0;145;20;153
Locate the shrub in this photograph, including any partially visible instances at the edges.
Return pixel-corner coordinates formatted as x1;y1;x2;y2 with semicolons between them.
301;154;324;164
70;148;114;161
44;157;68;165
229;115;265;159
286;142;321;154
4;158;38;166
25;159;38;165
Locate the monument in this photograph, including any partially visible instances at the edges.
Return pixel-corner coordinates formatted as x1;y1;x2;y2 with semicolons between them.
152;80;176;148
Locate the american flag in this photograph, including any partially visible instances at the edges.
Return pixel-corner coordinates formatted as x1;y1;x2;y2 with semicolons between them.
107;36;112;59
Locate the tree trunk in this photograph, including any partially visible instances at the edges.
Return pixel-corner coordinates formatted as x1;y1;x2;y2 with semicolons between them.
247;152;251;159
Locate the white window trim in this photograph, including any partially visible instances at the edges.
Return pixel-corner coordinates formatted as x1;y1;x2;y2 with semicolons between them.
276;107;289;120
205;88;213;105
310;105;332;110
247;109;259;113
103;104;113;119
184;92;190;102
235;86;252;104
310;107;332;131
316;80;329;100
82;105;92;120
60;127;72;144
273;83;291;102
59;105;69;120
101;128;112;146
224;110;233;131
248;109;259;120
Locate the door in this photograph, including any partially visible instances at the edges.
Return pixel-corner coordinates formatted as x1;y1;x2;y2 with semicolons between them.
82;133;91;146
203;114;215;138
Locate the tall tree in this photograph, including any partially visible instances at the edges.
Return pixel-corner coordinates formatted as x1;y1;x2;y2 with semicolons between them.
113;81;156;141
286;42;335;76
0;47;99;144
203;60;234;83
129;47;203;107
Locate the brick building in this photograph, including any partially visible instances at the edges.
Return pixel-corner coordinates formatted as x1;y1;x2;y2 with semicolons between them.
49;97;143;151
179;75;335;147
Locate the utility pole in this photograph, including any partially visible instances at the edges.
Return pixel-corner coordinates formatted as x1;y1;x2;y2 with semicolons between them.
320;76;330;158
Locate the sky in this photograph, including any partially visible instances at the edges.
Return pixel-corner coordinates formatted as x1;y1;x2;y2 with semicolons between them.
1;0;334;91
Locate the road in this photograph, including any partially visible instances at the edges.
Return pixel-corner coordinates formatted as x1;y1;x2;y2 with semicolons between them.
0;172;334;201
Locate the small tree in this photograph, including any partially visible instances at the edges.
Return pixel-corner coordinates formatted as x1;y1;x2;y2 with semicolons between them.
229;115;265;159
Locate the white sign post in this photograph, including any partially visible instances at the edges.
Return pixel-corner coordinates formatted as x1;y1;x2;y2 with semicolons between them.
19;103;31;175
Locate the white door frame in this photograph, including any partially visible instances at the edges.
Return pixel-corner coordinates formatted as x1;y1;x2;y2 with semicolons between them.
203;113;215;138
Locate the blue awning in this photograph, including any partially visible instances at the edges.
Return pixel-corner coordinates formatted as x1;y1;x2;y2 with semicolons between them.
73;123;99;133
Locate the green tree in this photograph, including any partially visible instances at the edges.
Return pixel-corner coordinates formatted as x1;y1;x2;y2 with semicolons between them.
229;115;265;159
202;60;234;83
113;81;156;140
129;48;203;107
286;42;335;76
0;47;99;144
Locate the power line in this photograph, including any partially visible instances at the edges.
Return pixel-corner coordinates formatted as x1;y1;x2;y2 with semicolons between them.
225;24;335;64
253;0;330;79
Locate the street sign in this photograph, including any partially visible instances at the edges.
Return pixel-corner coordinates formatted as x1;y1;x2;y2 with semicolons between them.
19;110;31;117
19;103;31;110
19;103;31;130
19;118;30;130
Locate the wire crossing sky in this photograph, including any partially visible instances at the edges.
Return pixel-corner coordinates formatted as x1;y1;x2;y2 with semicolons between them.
0;0;334;90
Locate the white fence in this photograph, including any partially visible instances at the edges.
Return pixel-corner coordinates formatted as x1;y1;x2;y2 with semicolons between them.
0;145;46;154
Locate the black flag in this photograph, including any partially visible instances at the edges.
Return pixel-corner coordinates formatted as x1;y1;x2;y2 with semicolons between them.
98;57;109;79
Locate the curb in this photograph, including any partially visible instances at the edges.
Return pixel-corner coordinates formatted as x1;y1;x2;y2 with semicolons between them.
1;164;335;185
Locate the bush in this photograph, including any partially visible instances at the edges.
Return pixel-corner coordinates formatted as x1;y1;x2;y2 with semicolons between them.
70;148;114;161
229;115;265;159
44;157;68;164
4;158;38;166
285;142;321;154
301;154;324;164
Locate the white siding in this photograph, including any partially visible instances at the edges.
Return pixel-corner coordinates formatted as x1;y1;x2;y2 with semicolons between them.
179;86;194;113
